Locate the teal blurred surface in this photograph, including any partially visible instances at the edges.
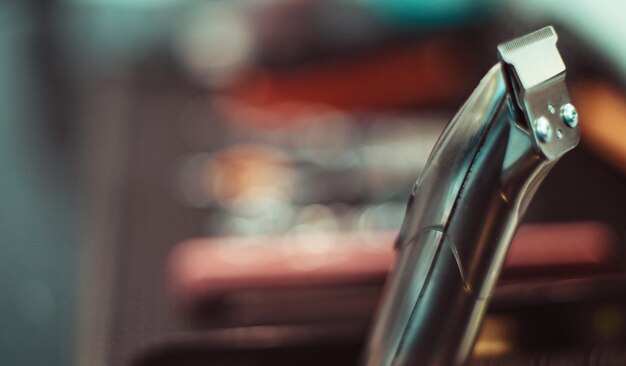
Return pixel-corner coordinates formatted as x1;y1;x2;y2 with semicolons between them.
0;3;75;366
354;0;491;27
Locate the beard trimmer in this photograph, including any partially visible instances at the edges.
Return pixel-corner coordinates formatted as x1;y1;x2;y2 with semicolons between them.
363;26;579;366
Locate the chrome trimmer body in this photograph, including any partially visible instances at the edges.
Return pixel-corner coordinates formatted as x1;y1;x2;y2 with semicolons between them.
363;27;579;366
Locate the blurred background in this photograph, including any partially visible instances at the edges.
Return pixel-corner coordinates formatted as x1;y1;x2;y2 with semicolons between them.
2;0;626;365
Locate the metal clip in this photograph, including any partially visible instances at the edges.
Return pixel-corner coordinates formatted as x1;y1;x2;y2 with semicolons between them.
498;26;579;160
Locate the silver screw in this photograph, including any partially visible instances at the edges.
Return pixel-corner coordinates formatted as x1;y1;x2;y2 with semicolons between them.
561;103;578;127
535;116;552;142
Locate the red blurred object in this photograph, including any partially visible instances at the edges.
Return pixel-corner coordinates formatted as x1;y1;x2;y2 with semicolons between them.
168;222;619;305
225;37;478;126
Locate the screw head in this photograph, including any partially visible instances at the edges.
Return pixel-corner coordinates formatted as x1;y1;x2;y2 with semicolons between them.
561;103;578;127
535;116;553;142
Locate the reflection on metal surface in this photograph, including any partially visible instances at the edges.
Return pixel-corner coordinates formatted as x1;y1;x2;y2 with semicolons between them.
363;27;579;366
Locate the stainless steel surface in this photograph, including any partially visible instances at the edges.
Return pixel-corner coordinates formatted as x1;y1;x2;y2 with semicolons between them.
363;27;579;366
498;26;578;160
